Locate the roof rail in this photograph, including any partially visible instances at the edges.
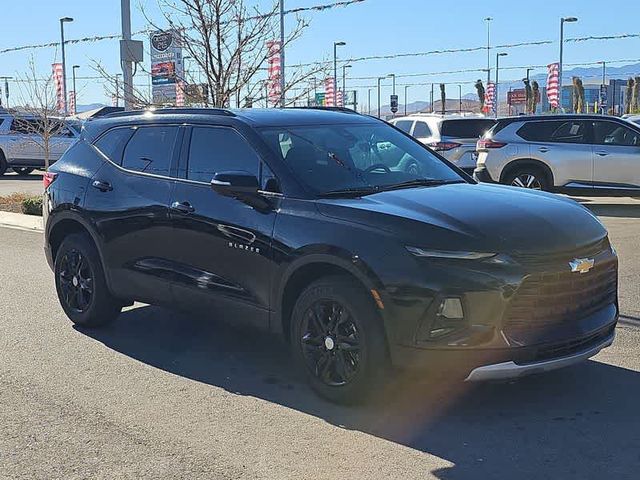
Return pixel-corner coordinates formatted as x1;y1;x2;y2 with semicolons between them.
288;106;360;114
103;107;235;119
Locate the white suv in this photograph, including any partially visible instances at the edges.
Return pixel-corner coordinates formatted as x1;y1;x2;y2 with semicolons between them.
390;113;496;174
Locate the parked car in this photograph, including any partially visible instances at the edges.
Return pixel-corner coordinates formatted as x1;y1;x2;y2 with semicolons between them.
474;114;640;195
44;107;617;403
0;113;80;176
623;114;640;127
389;113;496;174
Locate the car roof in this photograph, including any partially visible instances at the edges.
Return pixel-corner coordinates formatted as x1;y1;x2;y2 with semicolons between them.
391;114;495;122
497;114;629;124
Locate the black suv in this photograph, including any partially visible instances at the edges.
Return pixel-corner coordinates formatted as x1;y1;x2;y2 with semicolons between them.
44;107;618;403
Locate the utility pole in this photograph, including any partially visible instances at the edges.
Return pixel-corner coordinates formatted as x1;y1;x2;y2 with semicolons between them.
279;0;285;107
559;16;578;112
367;88;371;115
495;52;508;118
404;85;410;115
459;84;462;113
115;74;122;107
333;41;346;106
60;16;73;116
121;0;133;110
485;17;492;85
72;65;79;114
430;83;434;113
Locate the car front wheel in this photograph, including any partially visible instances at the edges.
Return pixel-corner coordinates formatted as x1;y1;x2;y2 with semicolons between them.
505;167;549;191
290;275;389;404
54;233;122;327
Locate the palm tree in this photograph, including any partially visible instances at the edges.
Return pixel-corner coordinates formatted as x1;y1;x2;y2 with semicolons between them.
439;83;446;114
531;81;540;114
523;79;532;114
632;77;640;113
474;80;485;112
624;78;634;114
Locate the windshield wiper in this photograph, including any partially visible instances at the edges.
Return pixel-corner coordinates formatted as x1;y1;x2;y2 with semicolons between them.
380;178;465;191
319;186;381;198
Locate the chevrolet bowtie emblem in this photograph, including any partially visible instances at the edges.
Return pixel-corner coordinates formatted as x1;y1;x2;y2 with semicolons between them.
569;258;595;274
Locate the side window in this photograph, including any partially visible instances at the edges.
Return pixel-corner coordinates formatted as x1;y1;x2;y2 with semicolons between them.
187;127;260;183
592;121;640;147
393;120;413;133
412;121;431;138
122;126;179;175
10;119;40;134
94;127;135;165
549;121;588;144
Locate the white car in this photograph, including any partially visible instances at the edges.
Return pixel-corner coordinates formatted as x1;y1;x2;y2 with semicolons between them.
390;113;496;174
0;112;80;176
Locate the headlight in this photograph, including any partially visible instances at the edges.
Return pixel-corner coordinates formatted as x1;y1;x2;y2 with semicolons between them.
405;246;497;260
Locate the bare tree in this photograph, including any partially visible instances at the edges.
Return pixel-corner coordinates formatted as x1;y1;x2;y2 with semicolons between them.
15;57;67;171
141;0;328;108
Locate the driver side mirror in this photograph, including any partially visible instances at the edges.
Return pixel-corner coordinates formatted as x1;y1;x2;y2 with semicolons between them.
211;171;259;197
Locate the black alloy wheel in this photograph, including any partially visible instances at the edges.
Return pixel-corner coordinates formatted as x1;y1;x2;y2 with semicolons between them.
58;248;94;314
300;299;361;387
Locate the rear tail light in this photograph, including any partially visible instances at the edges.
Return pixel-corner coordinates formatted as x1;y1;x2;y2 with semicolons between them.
43;172;58;190
477;139;507;150
427;141;461;151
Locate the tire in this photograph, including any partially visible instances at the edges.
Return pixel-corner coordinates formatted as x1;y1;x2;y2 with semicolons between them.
12;167;34;176
290;275;389;404
504;166;549;191
54;233;122;327
0;151;7;176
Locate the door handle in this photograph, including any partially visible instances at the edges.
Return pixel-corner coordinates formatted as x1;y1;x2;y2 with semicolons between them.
595;151;609;157
171;201;195;214
91;180;113;192
538;147;549;153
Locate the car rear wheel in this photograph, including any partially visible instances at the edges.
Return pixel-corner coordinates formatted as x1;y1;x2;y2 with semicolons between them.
505;167;549;191
54;233;122;327
290;275;389;404
12;167;34;176
0;152;7;176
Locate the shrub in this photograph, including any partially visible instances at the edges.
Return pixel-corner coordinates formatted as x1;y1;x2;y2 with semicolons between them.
21;196;43;216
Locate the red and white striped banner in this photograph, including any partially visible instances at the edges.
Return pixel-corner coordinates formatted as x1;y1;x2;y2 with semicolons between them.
484;82;495;113
336;89;344;107
546;62;560;108
266;40;282;107
68;91;76;115
176;81;185;107
52;63;65;114
324;77;335;106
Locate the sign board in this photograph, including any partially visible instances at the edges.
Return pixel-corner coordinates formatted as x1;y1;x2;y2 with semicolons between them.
599;85;608;110
150;30;184;105
390;94;399;113
507;89;527;105
315;92;326;106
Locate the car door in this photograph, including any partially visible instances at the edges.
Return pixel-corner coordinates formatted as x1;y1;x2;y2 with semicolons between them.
591;120;640;189
520;119;593;188
168;125;278;329
83;124;183;305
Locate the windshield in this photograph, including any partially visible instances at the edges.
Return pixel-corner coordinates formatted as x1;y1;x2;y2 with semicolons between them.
259;123;464;196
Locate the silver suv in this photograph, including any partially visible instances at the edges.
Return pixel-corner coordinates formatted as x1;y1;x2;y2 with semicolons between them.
390;114;496;174
0;113;80;176
474;114;640;195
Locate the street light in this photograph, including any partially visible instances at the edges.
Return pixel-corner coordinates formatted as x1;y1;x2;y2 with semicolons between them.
71;65;80;114
367;88;372;115
404;85;410;115
342;64;351;107
484;17;493;85
388;73;396;95
59;16;74;116
458;84;462;113
598;61;606;86
559;16;578;111
377;76;385;118
333;41;346;105
495;52;508;118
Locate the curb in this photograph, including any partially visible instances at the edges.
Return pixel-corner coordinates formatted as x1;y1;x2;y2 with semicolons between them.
0;211;44;232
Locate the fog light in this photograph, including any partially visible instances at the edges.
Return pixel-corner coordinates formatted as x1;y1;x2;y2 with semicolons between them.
440;298;464;319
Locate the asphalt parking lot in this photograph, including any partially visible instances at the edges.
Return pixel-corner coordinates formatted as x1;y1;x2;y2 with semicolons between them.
0;212;639;479
0;171;43;197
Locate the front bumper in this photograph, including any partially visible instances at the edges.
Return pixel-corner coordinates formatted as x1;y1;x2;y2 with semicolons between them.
465;328;615;381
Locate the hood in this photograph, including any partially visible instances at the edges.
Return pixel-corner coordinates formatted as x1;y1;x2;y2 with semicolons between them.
317;183;607;254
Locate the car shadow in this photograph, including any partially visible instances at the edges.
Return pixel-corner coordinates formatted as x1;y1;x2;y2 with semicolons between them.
79;305;640;479
0;172;43;181
584;204;640;218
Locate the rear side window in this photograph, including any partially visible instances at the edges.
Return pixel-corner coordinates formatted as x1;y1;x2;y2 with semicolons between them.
517;120;588;144
122;126;179;176
187;127;260;183
94;127;135;165
440;119;496;138
393;120;413;133
10;118;41;134
412;121;431;138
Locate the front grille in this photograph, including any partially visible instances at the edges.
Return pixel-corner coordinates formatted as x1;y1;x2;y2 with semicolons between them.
512;238;610;269
504;258;617;331
531;324;615;362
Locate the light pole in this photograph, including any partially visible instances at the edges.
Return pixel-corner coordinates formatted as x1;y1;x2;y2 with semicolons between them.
598;61;607;114
59;16;73;116
430;83;434;113
342;64;351;107
526;68;533;81
71;65;79;114
598;61;606;86
115;73;122;107
495;52;508;118
559;16;578;111
484;17;493;85
333;41;346;106
279;0;285;107
404;85;410;115
377;76;385;118
0;77;12;107
458;84;462;113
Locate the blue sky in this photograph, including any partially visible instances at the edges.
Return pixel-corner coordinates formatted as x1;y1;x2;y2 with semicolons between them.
1;0;638;108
